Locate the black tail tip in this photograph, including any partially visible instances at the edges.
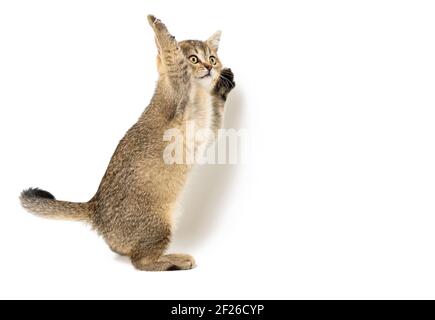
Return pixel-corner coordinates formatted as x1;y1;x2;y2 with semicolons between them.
21;188;55;200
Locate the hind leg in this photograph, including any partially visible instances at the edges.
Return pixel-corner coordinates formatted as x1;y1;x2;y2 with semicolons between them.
109;244;129;256
161;254;196;270
130;227;195;271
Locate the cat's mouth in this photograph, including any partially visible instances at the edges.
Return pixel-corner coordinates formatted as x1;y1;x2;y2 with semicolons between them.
199;72;211;79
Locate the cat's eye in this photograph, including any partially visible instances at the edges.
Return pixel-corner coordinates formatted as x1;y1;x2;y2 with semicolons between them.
189;55;199;64
209;56;217;65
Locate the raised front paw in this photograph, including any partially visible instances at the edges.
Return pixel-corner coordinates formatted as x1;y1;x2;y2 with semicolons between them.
214;68;236;101
147;15;165;31
147;14;176;46
221;68;235;89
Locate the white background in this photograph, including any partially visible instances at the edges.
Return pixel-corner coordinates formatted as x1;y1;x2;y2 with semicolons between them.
1;0;435;299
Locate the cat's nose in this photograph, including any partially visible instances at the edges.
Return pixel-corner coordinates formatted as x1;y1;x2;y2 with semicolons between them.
203;63;212;71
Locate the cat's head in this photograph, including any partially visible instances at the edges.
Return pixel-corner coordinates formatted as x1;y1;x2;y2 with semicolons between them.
178;31;222;88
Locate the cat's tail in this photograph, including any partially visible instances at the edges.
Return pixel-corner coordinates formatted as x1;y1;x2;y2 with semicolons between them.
20;188;92;221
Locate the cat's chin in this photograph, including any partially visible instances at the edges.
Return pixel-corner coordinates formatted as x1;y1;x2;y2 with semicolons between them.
195;75;214;89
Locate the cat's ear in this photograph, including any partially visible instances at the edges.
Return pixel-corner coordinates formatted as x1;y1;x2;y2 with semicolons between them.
206;31;221;52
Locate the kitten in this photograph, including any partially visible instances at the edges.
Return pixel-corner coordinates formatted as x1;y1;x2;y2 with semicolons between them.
20;15;235;271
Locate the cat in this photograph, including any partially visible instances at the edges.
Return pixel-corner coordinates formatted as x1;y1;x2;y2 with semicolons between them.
20;15;235;271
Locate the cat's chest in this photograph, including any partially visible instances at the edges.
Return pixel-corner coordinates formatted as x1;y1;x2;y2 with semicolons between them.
182;88;219;160
187;89;215;131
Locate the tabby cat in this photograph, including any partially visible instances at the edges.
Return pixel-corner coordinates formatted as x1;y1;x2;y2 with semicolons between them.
20;15;235;271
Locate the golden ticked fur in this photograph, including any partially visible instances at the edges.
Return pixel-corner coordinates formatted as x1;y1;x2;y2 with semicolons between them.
20;15;235;271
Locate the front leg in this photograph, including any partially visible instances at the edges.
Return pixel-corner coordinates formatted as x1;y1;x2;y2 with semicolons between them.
147;15;191;93
210;68;236;131
213;68;236;101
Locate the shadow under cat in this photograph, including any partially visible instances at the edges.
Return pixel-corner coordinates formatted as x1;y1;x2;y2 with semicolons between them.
170;88;244;251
